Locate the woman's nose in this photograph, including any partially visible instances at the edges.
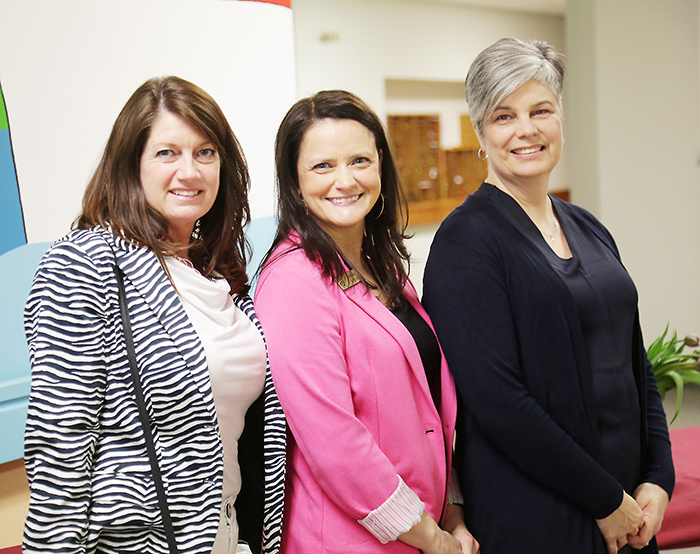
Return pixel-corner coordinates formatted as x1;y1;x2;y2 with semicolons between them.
334;165;355;187
516;117;538;137
176;155;200;180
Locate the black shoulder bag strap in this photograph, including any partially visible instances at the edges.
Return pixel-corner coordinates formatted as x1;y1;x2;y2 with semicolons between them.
114;264;179;554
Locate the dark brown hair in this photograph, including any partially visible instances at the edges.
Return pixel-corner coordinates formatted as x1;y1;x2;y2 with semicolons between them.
76;75;251;294
264;90;410;306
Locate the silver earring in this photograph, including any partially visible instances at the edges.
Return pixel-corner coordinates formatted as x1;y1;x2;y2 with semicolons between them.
477;148;488;161
374;193;385;219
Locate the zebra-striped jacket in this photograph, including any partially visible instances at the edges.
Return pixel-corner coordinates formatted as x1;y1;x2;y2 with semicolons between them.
23;227;286;554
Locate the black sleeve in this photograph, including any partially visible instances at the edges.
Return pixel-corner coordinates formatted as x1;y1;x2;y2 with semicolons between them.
235;392;265;553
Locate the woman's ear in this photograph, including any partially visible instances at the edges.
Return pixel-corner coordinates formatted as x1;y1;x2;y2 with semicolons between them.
474;126;485;151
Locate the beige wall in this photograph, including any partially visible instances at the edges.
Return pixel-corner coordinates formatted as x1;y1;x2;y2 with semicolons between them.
566;0;700;341
292;0;565;118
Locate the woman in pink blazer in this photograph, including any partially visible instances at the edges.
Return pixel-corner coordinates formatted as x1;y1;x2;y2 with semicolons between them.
254;90;478;554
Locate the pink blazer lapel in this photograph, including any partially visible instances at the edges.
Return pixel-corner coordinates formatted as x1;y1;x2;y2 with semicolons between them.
338;271;442;418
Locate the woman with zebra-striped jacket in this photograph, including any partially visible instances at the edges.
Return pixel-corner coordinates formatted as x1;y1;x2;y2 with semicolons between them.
23;76;285;554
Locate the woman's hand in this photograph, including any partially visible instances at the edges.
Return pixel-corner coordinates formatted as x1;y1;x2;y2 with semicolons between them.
398;511;464;554
626;482;669;550
596;492;644;554
442;504;480;554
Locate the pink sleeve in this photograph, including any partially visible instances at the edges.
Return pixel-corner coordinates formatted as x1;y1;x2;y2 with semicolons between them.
254;255;424;540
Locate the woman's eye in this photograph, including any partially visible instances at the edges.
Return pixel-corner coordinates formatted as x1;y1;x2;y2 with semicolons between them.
353;157;370;166
156;149;173;158
533;109;551;116
197;148;218;162
494;114;511;122
313;163;330;171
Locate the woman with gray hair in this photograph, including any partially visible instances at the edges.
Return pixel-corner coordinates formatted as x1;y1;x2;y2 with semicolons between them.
423;38;674;554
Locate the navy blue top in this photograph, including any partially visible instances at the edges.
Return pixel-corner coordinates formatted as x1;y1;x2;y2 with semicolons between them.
423;183;674;554
493;190;642;495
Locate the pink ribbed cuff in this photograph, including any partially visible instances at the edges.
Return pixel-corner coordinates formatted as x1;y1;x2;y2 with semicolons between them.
358;476;424;544
447;469;464;505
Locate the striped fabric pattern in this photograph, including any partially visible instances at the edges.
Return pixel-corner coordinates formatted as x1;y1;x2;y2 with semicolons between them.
23;227;286;554
237;290;287;554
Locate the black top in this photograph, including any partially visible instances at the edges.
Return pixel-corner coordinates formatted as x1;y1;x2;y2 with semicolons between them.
392;297;442;410
492;190;642;494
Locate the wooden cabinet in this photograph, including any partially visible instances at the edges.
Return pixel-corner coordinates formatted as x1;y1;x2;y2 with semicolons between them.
387;115;441;203
387;113;487;226
460;114;481;151
443;147;487;199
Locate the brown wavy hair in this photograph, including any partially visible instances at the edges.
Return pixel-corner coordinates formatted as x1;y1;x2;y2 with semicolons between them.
76;75;251;294
263;90;410;307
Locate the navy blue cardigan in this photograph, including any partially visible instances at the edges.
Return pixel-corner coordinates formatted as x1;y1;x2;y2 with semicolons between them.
423;183;674;554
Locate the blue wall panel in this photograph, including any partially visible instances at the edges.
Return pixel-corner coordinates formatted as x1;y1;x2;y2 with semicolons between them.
0;242;50;464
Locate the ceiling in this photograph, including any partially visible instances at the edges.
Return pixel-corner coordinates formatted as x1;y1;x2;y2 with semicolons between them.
414;0;565;16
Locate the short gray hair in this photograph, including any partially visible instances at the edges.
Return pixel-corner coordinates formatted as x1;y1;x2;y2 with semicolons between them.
466;37;565;136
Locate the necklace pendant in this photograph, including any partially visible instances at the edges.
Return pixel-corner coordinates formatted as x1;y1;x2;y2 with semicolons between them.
176;255;194;269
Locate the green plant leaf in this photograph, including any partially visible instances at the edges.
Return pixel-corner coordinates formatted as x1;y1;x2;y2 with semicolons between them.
667;370;685;424
647;324;670;362
655;376;672;398
649;326;700;423
660;342;679;363
677;371;700;387
654;361;700;377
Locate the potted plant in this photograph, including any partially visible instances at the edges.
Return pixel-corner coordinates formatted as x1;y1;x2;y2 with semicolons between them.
647;325;700;424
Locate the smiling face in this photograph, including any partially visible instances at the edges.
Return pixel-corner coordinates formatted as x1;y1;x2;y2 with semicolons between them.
140;110;220;245
479;79;563;190
297;118;381;246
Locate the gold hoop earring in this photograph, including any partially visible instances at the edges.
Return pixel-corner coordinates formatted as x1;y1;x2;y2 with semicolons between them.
300;195;309;215
477;148;488;161
374;193;385;219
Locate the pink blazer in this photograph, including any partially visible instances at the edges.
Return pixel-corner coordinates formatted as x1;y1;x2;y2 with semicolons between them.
254;238;457;554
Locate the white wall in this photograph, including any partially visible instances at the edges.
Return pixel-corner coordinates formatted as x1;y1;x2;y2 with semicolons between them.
0;0;296;243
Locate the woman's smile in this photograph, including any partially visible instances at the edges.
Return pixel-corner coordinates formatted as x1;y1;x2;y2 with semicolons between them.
297;118;381;244
327;193;363;205
511;145;545;156
479;79;563;189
